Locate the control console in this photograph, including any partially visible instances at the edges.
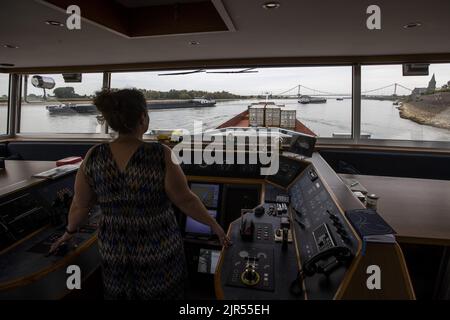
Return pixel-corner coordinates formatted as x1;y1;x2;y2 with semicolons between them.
288;165;358;299
0;173;101;299
216;202;299;299
216;156;360;300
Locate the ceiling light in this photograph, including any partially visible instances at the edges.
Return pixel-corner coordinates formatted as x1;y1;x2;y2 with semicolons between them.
0;63;15;67
262;2;280;9
403;22;422;29
3;44;19;49
189;41;200;46
46;20;64;27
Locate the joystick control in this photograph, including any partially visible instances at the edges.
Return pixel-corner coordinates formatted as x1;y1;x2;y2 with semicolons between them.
241;262;260;286
240;211;255;241
254;206;265;217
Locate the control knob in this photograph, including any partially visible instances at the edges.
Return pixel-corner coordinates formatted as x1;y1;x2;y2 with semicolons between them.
254;206;265;217
241;264;260;286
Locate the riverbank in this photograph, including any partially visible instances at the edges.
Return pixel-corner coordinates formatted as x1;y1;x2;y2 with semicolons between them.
3;98;251;107
399;92;450;130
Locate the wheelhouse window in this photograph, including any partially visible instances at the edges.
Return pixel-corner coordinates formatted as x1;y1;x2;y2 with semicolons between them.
361;64;450;141
110;66;352;138
19;73;103;133
0;73;8;134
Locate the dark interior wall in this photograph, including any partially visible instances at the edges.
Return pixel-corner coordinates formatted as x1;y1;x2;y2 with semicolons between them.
319;149;450;180
4;141;97;161
400;243;448;300
0;143;7;158
2;142;450;181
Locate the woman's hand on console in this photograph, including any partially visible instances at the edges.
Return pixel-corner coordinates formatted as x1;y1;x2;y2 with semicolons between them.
49;232;74;255
212;223;232;247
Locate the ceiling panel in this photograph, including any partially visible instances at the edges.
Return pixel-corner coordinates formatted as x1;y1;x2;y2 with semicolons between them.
0;0;450;70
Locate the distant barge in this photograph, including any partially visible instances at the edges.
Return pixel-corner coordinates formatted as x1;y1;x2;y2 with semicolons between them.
298;95;327;104
147;98;216;110
46;98;216;114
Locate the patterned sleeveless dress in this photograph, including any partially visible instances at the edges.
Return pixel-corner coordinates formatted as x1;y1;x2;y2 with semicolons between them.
83;142;187;299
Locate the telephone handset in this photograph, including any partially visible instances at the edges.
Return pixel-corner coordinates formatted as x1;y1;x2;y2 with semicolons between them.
303;246;353;277
289;246;353;296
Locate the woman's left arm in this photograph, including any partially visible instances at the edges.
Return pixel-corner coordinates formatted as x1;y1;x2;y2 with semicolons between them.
49;166;96;253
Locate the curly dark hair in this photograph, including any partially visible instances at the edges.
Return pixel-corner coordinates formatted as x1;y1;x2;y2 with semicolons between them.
94;89;147;134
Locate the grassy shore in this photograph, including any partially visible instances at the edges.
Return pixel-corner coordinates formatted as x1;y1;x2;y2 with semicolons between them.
399;92;450;130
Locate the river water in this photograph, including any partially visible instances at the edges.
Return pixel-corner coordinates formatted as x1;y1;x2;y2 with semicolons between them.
1;99;450;141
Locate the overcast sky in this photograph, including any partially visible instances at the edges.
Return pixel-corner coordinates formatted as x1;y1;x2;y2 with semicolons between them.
2;64;450;97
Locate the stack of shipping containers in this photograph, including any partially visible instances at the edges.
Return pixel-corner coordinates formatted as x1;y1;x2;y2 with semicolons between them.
280;108;296;128
249;103;296;129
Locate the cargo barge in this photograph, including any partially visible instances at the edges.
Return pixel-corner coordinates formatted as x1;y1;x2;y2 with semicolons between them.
298;95;327;104
217;102;316;136
46;98;216;114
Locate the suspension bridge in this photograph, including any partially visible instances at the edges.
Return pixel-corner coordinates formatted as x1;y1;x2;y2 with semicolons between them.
272;83;414;100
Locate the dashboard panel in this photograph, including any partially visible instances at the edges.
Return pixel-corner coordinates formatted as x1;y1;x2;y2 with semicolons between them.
0;149;413;300
181;162;263;179
266;157;309;188
216;155;362;300
288;165;359;299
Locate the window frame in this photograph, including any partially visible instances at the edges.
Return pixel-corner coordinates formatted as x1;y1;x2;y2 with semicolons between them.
16;72;108;136
0;73;11;138
354;63;450;149
5;66;450;151
109;66;355;140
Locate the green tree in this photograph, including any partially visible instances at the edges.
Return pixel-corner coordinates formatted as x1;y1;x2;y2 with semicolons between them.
112;88;244;100
53;87;80;99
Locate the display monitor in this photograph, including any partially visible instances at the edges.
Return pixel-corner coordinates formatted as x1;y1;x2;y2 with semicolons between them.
197;248;221;274
190;183;220;208
185;210;218;235
288;132;316;158
266;156;308;188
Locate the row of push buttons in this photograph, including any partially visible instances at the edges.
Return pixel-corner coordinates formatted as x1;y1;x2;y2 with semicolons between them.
256;225;270;241
327;210;351;244
231;268;240;283
263;272;269;287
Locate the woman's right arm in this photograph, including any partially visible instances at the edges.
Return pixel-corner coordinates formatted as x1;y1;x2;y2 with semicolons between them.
49;163;96;253
49;147;97;253
163;145;231;247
